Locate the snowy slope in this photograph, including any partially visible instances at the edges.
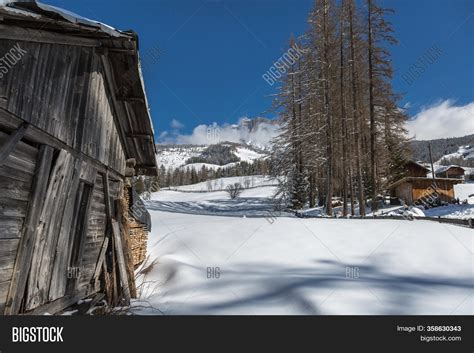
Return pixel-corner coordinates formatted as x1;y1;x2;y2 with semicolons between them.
162;175;277;192
134;186;474;315
437;145;474;164
156;146;205;170
156;144;266;171
133;174;473;315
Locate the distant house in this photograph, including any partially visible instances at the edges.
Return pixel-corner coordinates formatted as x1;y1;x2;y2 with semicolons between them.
387;161;464;205
434;165;465;179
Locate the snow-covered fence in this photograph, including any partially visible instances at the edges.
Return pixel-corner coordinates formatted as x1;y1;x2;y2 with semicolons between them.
299;214;474;228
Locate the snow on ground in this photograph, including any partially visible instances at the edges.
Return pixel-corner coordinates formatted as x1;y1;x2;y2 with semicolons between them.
235;147;266;162
133;181;474;315
156;145;266;171
455;183;474;204
423;205;474;219
436;145;474;164
167;175;277;192
147;185;281;217
156;146;205;169
180;162;239;171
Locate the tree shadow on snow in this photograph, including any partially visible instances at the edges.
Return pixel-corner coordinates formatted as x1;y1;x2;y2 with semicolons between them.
157;258;473;315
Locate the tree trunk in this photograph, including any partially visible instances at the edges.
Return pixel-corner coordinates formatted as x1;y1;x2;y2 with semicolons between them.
368;0;377;211
323;0;333;216
348;0;366;216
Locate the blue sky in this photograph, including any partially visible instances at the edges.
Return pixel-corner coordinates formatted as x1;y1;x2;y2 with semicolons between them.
46;0;473;140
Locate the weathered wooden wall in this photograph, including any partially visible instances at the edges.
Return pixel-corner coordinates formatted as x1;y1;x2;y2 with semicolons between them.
394;183;413;205
412;180;456;203
0;39;127;175
0;36;136;314
0;130;38;313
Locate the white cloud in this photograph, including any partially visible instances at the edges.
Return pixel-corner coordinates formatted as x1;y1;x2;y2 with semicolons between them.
158;117;281;147
170;118;184;129
406;100;474;140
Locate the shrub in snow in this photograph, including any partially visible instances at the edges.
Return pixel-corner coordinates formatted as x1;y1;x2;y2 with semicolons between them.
226;183;243;199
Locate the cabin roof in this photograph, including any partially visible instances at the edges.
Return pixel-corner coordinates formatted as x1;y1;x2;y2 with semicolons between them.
386;177;464;190
405;160;430;172
434;165;465;174
0;0;158;176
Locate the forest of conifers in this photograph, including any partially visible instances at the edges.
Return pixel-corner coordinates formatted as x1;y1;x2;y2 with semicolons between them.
270;0;409;216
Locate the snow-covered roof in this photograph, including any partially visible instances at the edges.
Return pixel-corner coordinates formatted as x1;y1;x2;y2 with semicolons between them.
0;0;158;175
0;0;124;37
434;165;465;175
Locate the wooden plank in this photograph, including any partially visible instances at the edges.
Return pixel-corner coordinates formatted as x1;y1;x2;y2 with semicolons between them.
65;181;95;295
0;130;38;165
48;158;83;301
117;192;137;298
112;220;131;303
0;176;33;201
0;197;29;215
102;170;113;221
99;54;131;159
0;25;101;47
0;217;24;239
0;122;28;166
4;145;54;315
0;239;19;270
101;170;118;304
25;150;76;310
4;154;36;175
90;237;109;284
0;281;10;306
0;267;14;284
23;289;88;316
0;108;125;180
0;164;33;182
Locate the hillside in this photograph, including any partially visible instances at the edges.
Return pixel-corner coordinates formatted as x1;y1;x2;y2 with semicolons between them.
410;134;474;164
156;142;267;170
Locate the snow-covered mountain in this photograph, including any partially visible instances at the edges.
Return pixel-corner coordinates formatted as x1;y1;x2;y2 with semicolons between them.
411;134;474;164
156;142;267;170
436;145;474;164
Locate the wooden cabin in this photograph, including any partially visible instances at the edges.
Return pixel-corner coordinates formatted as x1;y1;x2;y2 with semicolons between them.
434;165;465;179
404;160;430;177
0;1;157;314
387;161;464;205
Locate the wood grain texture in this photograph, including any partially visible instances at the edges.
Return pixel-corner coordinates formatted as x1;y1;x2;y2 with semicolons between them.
4;145;53;315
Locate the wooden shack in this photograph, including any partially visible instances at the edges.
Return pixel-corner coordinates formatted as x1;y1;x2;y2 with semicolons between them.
387;161;464;205
434;165;465;179
0;1;157;314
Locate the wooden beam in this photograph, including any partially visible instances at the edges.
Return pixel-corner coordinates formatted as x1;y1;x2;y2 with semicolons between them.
116;96;145;103
107;48;135;54
0;108;124;181
103;170;114;223
102;170;119;305
4;145;54;315
91;237;109;285
23;289;87;315
99;54;132;159
0;122;28;166
0;24;101;47
112;220;131;303
126;133;152;139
